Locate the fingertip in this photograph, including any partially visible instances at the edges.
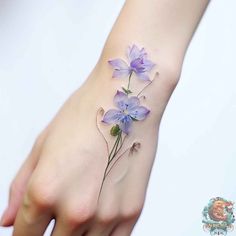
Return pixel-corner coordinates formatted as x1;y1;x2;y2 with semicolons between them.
0;208;15;227
0;209;7;226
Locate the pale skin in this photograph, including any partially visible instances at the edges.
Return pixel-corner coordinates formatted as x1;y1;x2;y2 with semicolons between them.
0;0;209;235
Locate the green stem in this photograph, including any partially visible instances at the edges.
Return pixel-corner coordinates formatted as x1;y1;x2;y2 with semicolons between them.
99;71;135;199
113;133;121;155
108;133;120;161
98;163;109;199
98;132;122;200
105;146;131;178
109;133;125;165
109;132;121;162
127;72;133;90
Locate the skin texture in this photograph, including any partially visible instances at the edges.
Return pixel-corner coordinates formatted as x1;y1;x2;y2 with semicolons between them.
0;0;209;235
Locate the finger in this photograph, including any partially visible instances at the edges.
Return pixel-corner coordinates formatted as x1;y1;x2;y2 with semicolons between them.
0;133;46;227
51;181;99;236
13;204;52;236
110;219;136;236
51;201;95;236
12;183;54;236
51;217;86;236
84;183;120;236
84;221;117;236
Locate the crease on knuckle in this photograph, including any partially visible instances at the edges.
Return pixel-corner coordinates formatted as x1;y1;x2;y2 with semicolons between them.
26;181;56;209
121;203;143;220
65;203;96;229
97;209;119;225
21;205;38;226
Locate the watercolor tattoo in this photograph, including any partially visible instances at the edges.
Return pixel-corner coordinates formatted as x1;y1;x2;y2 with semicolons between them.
96;44;157;196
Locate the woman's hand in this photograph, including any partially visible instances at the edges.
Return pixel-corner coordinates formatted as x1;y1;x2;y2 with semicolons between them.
0;58;179;235
0;0;209;234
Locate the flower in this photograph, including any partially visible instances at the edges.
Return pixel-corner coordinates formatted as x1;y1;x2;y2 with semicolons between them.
108;44;155;81
102;91;150;134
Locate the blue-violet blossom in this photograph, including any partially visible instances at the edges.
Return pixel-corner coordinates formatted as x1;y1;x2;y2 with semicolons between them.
108;44;155;81
102;91;150;134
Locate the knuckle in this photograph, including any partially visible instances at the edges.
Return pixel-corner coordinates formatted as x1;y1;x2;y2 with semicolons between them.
65;203;96;228
21;205;37;226
97;209;119;225
121;202;143;220
27;181;56;209
20;194;44;226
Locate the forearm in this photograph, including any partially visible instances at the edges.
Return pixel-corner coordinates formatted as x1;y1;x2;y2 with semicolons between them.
100;0;209;80
87;0;209;122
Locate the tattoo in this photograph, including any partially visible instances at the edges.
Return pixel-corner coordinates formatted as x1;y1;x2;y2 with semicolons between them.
97;44;157;197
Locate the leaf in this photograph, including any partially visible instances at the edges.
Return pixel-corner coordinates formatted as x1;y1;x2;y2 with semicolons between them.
122;87;132;94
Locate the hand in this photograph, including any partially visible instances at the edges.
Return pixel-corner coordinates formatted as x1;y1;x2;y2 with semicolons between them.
0;59;179;235
0;0;209;233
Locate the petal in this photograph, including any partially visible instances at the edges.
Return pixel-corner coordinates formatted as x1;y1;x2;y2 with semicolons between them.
112;69;130;78
131;58;155;73
128;45;147;62
143;59;156;71
119;115;133;134
136;72;150;81
113;90;128;110
108;59;131;78
140;47;147;58
108;59;129;70
128;44;141;62
127;96;140;111
130;58;146;73
129;106;150;121
102;109;124;124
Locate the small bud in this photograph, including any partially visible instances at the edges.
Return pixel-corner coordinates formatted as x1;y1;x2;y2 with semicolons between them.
110;124;120;136
129;142;141;155
99;107;105;116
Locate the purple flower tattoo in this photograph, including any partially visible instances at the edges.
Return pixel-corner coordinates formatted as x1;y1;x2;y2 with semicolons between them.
108;44;155;81
102;91;150;134
96;44;157;197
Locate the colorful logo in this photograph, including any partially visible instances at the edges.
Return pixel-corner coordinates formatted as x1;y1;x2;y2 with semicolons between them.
202;197;235;235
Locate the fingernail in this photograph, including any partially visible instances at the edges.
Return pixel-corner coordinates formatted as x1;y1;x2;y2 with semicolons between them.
0;209;7;226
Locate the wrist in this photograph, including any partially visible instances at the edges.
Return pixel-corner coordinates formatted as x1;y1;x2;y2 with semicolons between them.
81;44;181;128
98;42;181;87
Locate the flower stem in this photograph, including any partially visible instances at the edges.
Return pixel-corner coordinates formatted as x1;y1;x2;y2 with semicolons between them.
96;108;109;155
113;132;121;155
127;72;133;90
108;132;122;162
108;133;125;165
98;162;109;200
98;131;122;200
105;146;131;178
137;72;158;97
108;132;121;161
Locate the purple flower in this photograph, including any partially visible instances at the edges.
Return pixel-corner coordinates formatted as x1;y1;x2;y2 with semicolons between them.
108;44;155;81
102;91;150;134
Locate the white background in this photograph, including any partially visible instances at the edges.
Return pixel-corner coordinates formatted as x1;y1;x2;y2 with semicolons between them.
0;0;236;235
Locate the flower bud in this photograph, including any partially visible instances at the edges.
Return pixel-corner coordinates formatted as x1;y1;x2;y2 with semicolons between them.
110;124;120;136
